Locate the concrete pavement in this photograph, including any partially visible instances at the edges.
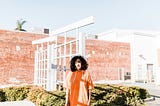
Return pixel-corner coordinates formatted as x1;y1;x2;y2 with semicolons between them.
0;100;35;106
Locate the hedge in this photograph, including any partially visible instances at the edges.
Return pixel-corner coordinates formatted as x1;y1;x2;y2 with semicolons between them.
0;84;149;106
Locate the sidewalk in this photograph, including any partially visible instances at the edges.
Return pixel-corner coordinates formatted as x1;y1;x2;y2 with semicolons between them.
0;100;35;106
145;98;160;106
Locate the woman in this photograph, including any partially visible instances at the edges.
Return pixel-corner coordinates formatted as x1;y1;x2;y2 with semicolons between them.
64;55;94;106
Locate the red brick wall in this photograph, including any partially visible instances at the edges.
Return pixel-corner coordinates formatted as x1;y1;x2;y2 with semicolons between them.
86;39;131;81
0;30;131;86
0;30;47;86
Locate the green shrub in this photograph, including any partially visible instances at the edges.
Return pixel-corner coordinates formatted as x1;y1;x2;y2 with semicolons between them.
27;86;45;104
138;87;150;99
0;89;5;102
91;84;149;106
109;93;126;105
38;91;66;106
124;86;149;106
4;86;31;101
36;91;48;106
0;84;149;106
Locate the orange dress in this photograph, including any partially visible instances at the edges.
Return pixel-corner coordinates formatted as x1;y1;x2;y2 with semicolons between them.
64;70;94;106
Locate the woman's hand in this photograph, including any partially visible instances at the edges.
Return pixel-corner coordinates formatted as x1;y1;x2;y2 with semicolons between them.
87;89;92;106
87;101;91;106
65;102;70;106
65;89;70;106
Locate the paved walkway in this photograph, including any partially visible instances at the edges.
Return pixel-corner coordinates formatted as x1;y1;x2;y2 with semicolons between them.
146;98;160;106
0;100;35;106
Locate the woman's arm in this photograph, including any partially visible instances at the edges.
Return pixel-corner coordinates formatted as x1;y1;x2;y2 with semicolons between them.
87;89;92;106
65;88;70;106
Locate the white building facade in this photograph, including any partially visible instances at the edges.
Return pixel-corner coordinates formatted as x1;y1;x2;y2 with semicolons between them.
98;29;160;85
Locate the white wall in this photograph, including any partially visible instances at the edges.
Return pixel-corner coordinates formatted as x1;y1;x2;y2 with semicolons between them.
132;34;155;81
154;36;160;85
98;31;117;41
98;29;159;83
98;30;131;43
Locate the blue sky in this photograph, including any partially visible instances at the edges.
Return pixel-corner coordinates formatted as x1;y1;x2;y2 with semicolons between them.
1;0;160;34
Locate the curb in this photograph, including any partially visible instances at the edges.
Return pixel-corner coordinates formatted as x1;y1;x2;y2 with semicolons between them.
143;96;155;102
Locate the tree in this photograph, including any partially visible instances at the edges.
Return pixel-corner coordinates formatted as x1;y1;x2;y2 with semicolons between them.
15;19;26;31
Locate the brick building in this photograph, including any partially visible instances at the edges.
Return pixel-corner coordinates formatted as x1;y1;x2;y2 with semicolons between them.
0;29;131;86
0;30;47;86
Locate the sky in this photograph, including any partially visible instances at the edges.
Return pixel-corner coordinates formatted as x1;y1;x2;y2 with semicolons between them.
1;0;160;34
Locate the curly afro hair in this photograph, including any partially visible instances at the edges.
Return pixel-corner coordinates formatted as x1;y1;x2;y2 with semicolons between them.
70;55;88;72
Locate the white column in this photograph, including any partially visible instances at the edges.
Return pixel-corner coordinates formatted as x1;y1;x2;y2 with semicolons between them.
118;67;120;80
122;68;125;81
34;50;38;85
70;43;72;60
46;44;57;91
76;28;79;54
63;32;67;83
155;37;160;85
130;34;136;82
79;32;86;57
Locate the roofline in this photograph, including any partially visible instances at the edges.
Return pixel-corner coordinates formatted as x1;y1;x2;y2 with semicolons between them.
97;29;160;37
